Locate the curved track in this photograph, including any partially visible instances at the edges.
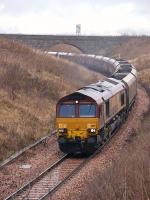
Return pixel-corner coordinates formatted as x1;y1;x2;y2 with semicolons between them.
4;52;138;200
5;154;87;200
0;132;56;170
5;154;68;200
5;123;120;200
48;52;136;78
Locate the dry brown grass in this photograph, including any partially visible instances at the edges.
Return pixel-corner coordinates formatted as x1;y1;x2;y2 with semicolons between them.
138;59;150;94
79;55;150;200
1;36;150;198
131;54;150;71
48;43;82;54
112;37;150;60
80;112;150;200
139;69;150;84
50;37;150;200
0;38;101;161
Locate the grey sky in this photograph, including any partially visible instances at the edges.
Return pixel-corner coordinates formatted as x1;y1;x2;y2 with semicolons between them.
0;0;149;35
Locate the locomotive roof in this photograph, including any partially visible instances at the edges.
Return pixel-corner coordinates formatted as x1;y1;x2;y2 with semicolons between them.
48;52;137;106
58;78;125;105
77;78;124;104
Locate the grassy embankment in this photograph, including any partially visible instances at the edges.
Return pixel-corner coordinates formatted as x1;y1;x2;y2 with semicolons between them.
49;43;82;53
0;38;101;161
79;42;150;200
49;39;150;199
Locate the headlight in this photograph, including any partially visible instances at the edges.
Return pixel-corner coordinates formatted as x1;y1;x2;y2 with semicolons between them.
87;128;96;134
58;128;67;135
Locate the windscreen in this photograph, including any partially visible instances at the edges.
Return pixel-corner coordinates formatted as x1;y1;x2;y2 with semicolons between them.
79;104;96;117
59;104;75;117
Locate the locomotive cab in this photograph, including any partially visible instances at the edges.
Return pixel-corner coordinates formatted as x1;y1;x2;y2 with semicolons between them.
56;93;100;153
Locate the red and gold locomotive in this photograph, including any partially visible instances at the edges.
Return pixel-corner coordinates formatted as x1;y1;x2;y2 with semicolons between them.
55;56;137;154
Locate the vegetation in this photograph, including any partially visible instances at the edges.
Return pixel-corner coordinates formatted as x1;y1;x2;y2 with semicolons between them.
48;39;150;199
79;50;150;200
0;36;150;198
48;39;150;200
81;114;150;200
139;69;150;95
112;37;150;59
0;38;101;161
49;43;82;53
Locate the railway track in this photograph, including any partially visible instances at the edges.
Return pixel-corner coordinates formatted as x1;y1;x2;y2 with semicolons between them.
4;125;120;200
1;53;138;200
0;131;56;170
4;154;83;200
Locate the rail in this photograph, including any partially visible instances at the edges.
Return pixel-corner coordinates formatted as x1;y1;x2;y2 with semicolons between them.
4;154;68;200
0;131;56;169
5;124;120;200
40;125;120;199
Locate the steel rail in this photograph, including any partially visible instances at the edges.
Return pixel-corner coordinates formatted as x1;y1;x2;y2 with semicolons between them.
40;126;121;199
4;120;124;200
4;154;68;200
2;52;137;199
0;131;56;170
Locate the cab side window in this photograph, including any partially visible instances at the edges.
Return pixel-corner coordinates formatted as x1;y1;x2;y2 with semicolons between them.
121;93;125;106
106;100;109;117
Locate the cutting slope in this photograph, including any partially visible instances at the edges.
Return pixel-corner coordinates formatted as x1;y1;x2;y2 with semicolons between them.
49;43;82;53
110;37;150;60
0;38;102;161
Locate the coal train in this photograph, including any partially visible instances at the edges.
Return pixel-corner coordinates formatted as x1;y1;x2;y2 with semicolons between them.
53;53;137;154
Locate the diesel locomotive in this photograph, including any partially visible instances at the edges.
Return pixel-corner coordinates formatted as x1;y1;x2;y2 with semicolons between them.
55;54;137;154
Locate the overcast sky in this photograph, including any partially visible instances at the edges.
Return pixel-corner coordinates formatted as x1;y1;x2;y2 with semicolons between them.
0;0;149;35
